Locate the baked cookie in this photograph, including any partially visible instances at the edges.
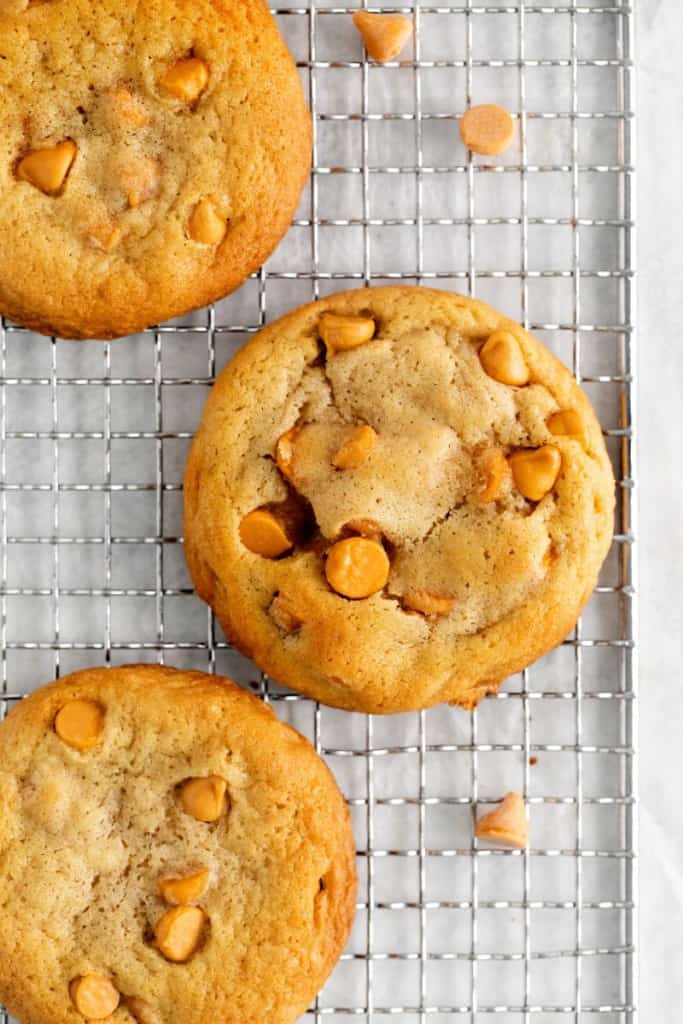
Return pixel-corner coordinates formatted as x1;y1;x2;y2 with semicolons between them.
0;665;356;1024
0;0;311;339
184;287;615;714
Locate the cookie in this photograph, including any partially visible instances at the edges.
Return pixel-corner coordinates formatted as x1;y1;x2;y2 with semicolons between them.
184;286;615;714
0;665;356;1024
0;0;311;339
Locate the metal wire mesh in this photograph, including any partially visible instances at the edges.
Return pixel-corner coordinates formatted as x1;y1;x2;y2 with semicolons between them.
0;1;635;1021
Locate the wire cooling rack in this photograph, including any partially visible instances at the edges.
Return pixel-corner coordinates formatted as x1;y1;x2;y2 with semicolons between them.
0;1;635;1021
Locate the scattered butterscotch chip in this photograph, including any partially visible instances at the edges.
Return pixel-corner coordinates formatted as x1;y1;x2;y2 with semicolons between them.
123;156;161;208
352;11;413;63
474;791;527;849
188;198;227;245
474;447;508;503
86;220;121;253
155;905;207;963
16;140;77;196
69;975;120;1019
270;592;303;633
180;775;228;822
159;867;209;905
105;86;149;128
319;312;375;357
402;589;455;618
333;424;377;470
126;997;160;1024
479;330;529;386
54;699;104;751
160;56;209;103
325;537;389;599
460;104;515;157
547;409;584;439
529;755;539;766
508;445;561;502
275;425;300;482
239;508;293;558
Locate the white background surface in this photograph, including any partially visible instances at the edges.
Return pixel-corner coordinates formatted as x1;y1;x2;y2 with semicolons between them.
638;2;682;1020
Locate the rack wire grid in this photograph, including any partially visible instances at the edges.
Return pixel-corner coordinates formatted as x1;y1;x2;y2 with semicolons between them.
0;1;636;1022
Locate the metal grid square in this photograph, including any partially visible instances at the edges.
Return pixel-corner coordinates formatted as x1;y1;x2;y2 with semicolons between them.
0;1;635;1021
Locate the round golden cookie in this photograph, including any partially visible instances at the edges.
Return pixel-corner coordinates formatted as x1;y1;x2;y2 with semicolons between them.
0;665;356;1024
184;286;615;714
0;0;311;339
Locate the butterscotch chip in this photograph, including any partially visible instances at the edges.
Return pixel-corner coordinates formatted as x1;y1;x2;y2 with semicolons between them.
188;198;227;244
16;140;77;196
474;448;508;503
319;312;375;356
509;445;562;502
547;409;584;439
54;699;104;750
332;425;377;470
479;331;529;386
325;537;389;599
184;286;615;714
69;975;120;1019
475;791;527;849
460;104;515;156
155;905;207;962
352;11;413;63
160;56;209;103
239;509;293;558
402;589;455;618
275;426;301;482
0;665;356;1023
0;0;311;338
180;775;228;822
159;868;209;905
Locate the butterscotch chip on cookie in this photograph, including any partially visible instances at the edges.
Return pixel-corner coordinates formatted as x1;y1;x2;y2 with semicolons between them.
184;286;615;714
0;665;356;1024
0;0;311;339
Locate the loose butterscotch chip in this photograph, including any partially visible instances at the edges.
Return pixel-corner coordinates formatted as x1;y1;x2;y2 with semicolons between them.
547;409;584;439
333;425;377;470
160;56;209;103
69;975;120;1019
159;868;209;905
325;537;389;599
275;425;300;482
352;11;413;62
460;104;515;156
180;775;228;822
188;199;227;245
54;699;104;751
16;140;77;196
508;445;561;502
402;589;455;617
475;791;527;849
239;509;293;558
474;448;509;503
319;313;375;357
155;905;207;962
479;331;529;386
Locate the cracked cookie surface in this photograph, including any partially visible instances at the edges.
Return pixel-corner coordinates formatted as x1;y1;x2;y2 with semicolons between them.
0;665;356;1024
184;286;615;713
0;0;311;339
